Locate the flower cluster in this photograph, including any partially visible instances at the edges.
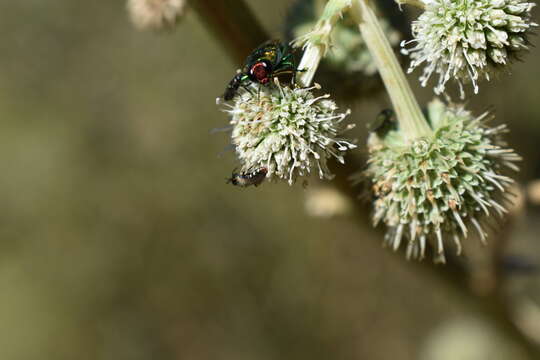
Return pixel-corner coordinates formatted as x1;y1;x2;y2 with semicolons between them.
365;99;520;262
222;82;356;185
211;0;530;263
402;0;537;96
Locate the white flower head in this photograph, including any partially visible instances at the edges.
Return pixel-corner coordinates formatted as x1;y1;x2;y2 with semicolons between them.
402;0;537;96
222;81;356;185
365;99;521;263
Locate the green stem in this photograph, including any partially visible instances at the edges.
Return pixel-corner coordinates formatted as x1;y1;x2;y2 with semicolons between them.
350;0;432;141
296;0;353;87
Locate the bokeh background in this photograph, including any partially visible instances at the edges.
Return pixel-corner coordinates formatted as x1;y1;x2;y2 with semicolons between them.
0;1;539;359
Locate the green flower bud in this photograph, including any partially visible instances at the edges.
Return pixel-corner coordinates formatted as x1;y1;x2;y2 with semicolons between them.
365;99;520;263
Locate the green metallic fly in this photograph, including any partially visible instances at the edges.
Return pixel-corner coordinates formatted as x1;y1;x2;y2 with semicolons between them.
223;40;302;101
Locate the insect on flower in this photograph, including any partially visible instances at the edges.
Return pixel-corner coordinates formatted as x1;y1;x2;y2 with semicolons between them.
223;40;303;101
227;167;268;188
368;109;396;136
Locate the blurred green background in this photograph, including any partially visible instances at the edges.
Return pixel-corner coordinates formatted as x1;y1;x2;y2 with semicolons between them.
0;1;539;359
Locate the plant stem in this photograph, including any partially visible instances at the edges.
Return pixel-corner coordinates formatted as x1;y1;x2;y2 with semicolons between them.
296;0;353;87
297;44;324;87
350;0;432;141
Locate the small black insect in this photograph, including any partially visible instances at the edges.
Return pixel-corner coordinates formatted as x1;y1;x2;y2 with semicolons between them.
223;40;302;101
368;109;397;136
227;167;268;188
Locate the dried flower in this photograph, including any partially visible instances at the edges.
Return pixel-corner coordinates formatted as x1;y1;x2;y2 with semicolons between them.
127;0;186;31
402;0;537;96
365;99;520;263
221;82;356;185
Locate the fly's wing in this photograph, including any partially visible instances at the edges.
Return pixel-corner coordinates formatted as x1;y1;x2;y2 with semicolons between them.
245;39;281;68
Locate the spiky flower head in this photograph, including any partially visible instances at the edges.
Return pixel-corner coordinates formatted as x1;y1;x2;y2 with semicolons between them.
127;0;186;31
365;99;520;263
222;82;356;185
402;0;537;96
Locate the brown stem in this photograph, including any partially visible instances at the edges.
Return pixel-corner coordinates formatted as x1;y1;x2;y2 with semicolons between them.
190;0;269;65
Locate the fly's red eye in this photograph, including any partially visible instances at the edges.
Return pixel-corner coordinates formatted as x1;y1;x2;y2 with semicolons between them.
250;62;270;84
